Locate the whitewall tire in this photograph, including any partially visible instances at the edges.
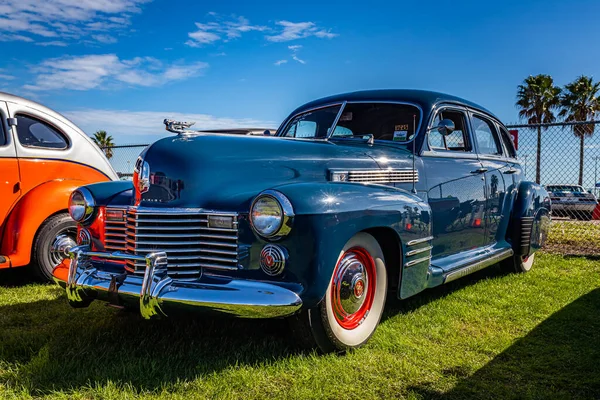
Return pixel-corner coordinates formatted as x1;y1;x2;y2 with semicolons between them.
290;232;388;352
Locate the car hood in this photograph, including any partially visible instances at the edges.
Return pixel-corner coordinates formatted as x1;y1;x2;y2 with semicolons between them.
139;134;412;210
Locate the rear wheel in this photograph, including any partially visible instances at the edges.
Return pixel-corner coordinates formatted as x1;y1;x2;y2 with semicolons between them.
502;253;535;273
290;232;388;352
31;213;77;281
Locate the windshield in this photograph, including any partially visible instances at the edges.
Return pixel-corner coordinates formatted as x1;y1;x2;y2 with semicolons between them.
280;102;422;142
281;105;342;139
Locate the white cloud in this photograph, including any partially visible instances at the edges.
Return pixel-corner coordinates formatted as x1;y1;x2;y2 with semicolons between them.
0;69;15;80
274;59;287;66
64;109;277;140
0;0;150;45
266;21;337;42
35;40;68;47
91;34;117;44
292;55;306;64
24;54;208;91
186;14;267;47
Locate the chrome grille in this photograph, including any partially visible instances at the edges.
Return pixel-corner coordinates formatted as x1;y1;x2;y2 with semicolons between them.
347;169;419;183
104;208;127;252
104;207;239;279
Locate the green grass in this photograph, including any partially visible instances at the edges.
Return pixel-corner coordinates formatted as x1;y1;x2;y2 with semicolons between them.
0;253;599;399
547;220;600;253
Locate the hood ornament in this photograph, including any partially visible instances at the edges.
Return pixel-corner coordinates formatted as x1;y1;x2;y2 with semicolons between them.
164;119;196;134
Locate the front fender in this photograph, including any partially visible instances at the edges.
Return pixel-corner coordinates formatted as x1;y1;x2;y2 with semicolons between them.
1;179;89;267
272;182;432;307
509;181;551;257
83;181;134;207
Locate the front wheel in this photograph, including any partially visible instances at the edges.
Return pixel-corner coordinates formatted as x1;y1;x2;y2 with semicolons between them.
31;213;77;281
290;232;388;353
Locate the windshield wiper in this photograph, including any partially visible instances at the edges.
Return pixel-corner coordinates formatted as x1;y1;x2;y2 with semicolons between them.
329;134;374;145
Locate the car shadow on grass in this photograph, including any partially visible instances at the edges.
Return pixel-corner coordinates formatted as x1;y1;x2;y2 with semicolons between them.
0;266;35;287
0;293;307;395
409;288;600;399
0;263;516;396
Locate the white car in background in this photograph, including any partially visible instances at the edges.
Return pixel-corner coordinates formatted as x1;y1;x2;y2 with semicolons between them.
546;184;598;220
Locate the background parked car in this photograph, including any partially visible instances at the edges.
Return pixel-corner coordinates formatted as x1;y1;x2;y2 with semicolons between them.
0;92;118;280
545;184;598;220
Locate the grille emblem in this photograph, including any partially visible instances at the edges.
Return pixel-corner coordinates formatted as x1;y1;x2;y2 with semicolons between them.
260;244;287;276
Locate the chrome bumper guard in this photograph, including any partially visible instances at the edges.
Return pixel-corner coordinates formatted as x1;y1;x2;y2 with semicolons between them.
64;246;302;319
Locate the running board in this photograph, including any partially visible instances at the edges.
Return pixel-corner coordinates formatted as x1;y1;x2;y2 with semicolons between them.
443;248;513;284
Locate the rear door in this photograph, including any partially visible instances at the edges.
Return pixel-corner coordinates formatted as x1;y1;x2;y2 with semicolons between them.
0;101;21;230
469;112;510;246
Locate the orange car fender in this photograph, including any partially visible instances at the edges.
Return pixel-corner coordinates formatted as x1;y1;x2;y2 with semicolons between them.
1;179;86;267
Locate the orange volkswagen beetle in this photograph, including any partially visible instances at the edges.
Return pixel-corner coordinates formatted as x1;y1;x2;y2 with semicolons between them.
0;92;118;280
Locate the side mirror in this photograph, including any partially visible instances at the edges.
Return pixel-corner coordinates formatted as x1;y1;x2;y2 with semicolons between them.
436;119;455;136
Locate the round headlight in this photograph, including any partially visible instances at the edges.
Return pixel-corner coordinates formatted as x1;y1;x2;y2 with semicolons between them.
69;188;95;223
250;190;294;239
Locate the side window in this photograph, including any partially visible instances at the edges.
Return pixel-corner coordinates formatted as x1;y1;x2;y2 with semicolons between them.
498;125;517;158
429;110;470;151
0;116;5;146
472;115;502;156
15;114;68;149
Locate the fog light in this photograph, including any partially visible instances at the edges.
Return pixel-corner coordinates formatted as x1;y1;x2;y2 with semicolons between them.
260;244;287;276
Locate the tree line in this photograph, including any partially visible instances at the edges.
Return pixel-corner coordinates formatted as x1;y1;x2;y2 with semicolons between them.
516;75;599;185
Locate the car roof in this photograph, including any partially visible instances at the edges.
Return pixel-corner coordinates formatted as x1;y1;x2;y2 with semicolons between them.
288;89;498;121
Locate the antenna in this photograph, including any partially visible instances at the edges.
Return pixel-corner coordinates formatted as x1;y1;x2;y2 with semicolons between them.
411;114;417;194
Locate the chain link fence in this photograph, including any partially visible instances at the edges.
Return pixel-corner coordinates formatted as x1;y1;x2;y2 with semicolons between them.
101;121;600;255
506;121;600;255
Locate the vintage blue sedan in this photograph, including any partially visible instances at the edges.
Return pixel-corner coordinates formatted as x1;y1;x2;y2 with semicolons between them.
55;90;551;352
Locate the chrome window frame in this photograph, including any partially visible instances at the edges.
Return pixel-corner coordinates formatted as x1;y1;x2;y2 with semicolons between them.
277;100;424;146
469;111;504;159
422;104;478;160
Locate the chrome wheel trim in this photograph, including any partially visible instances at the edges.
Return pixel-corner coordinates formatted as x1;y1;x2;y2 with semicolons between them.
49;229;77;267
324;233;388;348
331;248;374;327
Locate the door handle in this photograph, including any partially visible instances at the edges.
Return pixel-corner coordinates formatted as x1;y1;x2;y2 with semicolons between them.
503;168;517;175
471;168;488;174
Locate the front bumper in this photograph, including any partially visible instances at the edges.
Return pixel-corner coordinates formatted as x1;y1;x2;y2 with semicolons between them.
58;246;302;319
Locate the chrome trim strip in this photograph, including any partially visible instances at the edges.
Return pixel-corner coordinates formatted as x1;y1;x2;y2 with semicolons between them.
406;245;433;257
63;246;302;319
407;236;434;246
444;249;514;283
404;256;432;268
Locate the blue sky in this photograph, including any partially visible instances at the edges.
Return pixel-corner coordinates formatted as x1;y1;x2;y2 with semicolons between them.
1;0;600;144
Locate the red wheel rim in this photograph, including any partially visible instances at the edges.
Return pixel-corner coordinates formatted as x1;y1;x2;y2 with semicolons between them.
330;246;376;330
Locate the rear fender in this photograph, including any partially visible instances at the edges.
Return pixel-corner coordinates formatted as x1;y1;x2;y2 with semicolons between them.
509;181;551;257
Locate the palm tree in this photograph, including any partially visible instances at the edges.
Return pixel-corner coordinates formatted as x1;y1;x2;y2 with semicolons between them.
516;74;561;184
559;75;600;186
91;130;114;159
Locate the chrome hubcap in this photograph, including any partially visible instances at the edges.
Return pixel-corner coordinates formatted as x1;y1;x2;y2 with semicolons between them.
50;232;77;267
333;252;369;316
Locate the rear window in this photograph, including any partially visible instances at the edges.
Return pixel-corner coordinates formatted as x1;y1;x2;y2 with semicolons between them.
15;114;68;150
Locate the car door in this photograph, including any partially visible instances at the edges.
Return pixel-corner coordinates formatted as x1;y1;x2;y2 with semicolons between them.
0;101;21;230
422;106;486;261
469;112;510;246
